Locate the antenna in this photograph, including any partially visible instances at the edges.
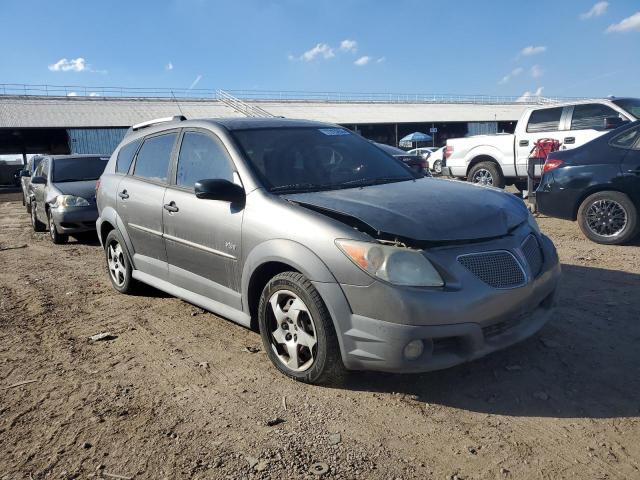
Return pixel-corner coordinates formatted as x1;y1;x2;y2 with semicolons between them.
170;90;186;117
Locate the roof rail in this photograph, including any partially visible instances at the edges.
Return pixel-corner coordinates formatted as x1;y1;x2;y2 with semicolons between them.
130;115;186;132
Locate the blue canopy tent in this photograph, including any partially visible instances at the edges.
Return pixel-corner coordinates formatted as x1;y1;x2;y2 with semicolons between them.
400;131;433;149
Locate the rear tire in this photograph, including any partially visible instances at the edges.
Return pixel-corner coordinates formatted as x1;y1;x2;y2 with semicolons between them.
104;230;137;294
432;159;443;175
258;271;345;385
577;191;638;245
31;202;46;232
468;161;505;189
47;210;68;244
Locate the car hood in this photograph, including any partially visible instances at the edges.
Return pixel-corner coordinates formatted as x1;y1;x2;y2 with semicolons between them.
52;180;97;200
283;178;528;242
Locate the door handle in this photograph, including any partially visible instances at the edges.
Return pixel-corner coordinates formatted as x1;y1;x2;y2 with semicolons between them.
564;137;575;144
163;202;179;213
519;140;529;147
118;190;129;199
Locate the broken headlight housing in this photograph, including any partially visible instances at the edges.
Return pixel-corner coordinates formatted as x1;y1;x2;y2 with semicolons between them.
335;239;444;287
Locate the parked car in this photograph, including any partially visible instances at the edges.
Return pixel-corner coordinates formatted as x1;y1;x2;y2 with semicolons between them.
443;98;640;188
0;157;25;186
97;116;560;384
407;147;444;175
407;147;437;159
29;154;109;244
537;121;640;245
19;155;44;212
374;142;430;174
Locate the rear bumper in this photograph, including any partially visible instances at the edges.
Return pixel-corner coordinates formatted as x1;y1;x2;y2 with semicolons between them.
536;173;577;220
51;206;99;233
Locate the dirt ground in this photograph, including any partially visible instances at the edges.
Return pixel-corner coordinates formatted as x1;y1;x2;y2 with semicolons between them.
1;192;639;480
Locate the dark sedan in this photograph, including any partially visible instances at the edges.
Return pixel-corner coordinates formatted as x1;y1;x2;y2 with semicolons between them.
537;121;640;244
373;142;430;175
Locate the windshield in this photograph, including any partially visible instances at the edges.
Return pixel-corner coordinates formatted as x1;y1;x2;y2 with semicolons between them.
52;157;109;182
232;127;415;193
612;99;640;119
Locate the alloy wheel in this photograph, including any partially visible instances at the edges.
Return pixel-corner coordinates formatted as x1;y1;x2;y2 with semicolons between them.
107;241;127;287
267;289;318;372
472;168;493;185
433;160;442;174
586;199;627;237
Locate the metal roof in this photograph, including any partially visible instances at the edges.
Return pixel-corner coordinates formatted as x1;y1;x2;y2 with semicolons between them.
0;95;531;129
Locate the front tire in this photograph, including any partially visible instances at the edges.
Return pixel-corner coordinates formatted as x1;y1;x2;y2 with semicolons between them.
258;271;345;384
104;230;137;294
468;161;505;189
31;202;46;232
577;191;638;245
47;210;68;244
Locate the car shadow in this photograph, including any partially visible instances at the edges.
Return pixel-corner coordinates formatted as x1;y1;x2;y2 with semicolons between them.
341;264;640;419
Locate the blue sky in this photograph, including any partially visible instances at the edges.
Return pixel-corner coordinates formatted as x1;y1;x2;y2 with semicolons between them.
0;0;639;98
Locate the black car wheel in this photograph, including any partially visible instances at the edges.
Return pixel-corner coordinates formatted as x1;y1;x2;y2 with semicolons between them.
258;271;345;385
47;210;68;244
468;162;505;189
577;191;639;245
31;202;47;232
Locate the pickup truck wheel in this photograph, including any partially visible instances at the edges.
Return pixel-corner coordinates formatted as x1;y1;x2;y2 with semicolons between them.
577;191;639;245
258;271;345;385
468;162;505;189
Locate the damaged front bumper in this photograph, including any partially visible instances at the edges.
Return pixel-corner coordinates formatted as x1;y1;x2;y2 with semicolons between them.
315;230;561;373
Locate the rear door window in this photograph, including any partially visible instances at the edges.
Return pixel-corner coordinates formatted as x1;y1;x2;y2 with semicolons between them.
175;131;234;189
526;107;563;133
116;140;141;174
571;104;622;131
133;133;177;183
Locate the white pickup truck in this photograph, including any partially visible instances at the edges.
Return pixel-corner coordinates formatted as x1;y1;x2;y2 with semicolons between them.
442;98;640;189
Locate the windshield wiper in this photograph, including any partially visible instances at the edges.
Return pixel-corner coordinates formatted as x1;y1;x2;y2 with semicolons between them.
269;182;326;193
333;176;412;189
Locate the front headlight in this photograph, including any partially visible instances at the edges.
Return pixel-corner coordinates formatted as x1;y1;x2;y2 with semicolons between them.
335;239;444;287
53;195;90;208
527;212;541;235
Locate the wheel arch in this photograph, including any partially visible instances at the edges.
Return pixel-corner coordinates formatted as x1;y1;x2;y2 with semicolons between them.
466;154;503;177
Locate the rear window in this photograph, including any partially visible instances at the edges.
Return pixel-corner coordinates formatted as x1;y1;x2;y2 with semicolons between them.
612;98;640;119
52;157;109;182
133;133;177;183
610;126;640;149
116;140;140;174
526;107;563;133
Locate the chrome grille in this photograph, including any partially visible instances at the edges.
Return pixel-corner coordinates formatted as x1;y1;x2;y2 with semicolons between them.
458;251;525;289
522;235;543;278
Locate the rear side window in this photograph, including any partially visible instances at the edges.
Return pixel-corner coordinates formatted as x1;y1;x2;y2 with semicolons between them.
526;107;563;133
571;104;621;131
116;140;140;174
610;126;640;149
176;132;234;188
133;133;177;183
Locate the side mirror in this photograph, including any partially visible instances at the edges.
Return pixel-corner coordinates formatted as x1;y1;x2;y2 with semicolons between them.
604;116;628;130
195;179;245;203
31;176;46;185
20;169;31;178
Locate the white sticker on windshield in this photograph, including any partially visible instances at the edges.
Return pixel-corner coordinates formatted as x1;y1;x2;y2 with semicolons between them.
318;128;350;136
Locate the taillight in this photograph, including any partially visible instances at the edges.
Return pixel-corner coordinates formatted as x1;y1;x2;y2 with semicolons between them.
444;145;454;159
543;159;564;173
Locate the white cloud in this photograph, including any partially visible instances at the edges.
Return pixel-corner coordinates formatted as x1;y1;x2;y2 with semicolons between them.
66;92;78;97
189;74;203;89
48;57;87;72
89;92;99;97
516;87;544;102
354;56;371;66
376;56;386;63
606;12;640;33
530;64;544;79
300;43;335;61
498;67;524;85
519;45;546;57
580;1;609;19
340;39;358;53
166;62;174;71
